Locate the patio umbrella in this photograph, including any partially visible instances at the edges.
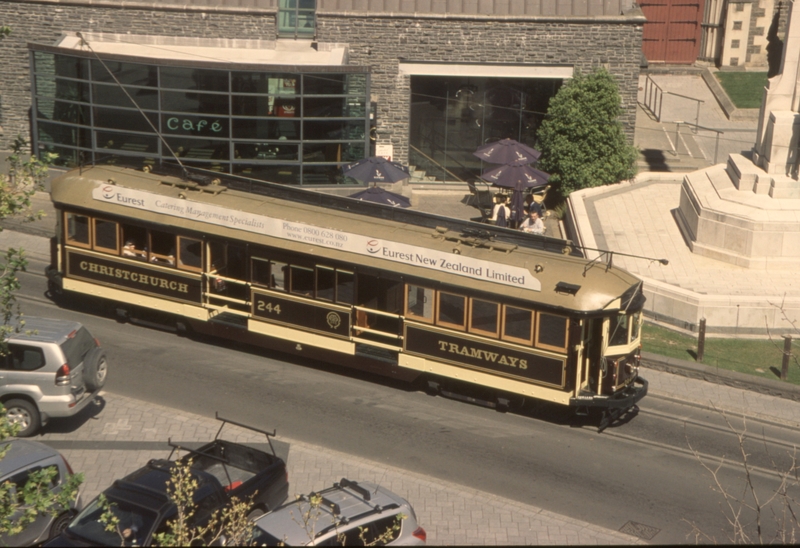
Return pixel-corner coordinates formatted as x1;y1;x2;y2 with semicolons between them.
481;161;549;190
342;156;410;185
508;181;527;227
347;186;411;208
474;139;541;165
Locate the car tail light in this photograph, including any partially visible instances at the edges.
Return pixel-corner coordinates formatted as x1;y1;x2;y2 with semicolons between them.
94;337;101;347
412;527;427;542
55;363;70;386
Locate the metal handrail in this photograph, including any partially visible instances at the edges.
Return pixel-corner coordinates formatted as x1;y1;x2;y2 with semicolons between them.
642;75;664;122
352;306;401;319
674;121;724;164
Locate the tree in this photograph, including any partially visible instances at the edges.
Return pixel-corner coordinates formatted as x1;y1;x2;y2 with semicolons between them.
537;68;638;197
0;138;81;539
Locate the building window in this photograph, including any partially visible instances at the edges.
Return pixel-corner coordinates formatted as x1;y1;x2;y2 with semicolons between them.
735;2;745;11
278;0;316;38
409;76;563;183
733;21;743;30
730;57;739;66
30;50;369;186
731;40;741;48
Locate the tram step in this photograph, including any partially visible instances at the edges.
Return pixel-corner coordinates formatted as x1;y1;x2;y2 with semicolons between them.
354;344;399;365
209;311;249;328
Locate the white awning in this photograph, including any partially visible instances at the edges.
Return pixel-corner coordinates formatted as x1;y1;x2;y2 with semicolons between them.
398;62;573;79
54;33;347;66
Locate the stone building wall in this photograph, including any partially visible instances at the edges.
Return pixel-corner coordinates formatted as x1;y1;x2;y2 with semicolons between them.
317;13;643;162
0;0;642;164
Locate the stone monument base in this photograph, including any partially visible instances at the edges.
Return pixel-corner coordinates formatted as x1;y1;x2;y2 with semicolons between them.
676;154;800;269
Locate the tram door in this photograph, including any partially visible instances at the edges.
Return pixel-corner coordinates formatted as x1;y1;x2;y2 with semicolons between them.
353;272;404;349
583;318;605;394
207;241;249;313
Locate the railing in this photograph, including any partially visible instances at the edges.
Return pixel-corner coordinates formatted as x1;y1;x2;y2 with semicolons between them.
351;306;403;349
204;273;251;313
642;75;664;121
642;75;704;130
409;144;469;183
673;121;724;164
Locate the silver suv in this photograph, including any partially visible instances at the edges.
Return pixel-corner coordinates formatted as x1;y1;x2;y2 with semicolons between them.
1;317;107;437
252;478;426;546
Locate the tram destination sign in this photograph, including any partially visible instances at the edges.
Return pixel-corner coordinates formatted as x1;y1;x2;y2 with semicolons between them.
405;324;566;388
67;250;202;303
94;185;541;292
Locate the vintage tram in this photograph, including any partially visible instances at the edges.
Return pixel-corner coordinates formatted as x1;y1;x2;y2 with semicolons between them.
46;164;647;424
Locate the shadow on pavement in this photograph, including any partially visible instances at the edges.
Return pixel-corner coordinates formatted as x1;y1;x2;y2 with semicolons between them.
38;395;107;436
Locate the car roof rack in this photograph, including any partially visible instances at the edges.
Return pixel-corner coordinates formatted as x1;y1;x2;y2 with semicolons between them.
214;412;278;457
337;478;371;501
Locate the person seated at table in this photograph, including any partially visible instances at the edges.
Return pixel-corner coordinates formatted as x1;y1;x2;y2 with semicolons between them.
525;194;544;217
520;210;545;235
490;195;510;227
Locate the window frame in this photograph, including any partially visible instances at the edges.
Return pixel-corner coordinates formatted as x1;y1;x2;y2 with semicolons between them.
535;312;570;353
92;218;120;254
468;298;501;338
404;284;435;324
435;291;467;331
176;236;203;272
501;304;535;345
64;212;92;249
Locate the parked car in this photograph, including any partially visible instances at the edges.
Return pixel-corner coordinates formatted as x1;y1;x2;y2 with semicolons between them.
252;478;426;546
1;317;107;437
0;439;82;546
47;414;289;547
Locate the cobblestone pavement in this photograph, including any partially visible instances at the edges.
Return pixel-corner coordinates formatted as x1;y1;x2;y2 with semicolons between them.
38;391;641;546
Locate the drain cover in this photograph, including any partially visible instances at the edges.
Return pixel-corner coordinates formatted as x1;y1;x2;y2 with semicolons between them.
619;521;661;540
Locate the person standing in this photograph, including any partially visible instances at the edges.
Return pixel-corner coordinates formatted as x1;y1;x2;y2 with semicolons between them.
490;195;511;227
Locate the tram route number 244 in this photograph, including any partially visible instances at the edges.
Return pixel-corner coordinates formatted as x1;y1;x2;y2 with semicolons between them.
257;301;282;315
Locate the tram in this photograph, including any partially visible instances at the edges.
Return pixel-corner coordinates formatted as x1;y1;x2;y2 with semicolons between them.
45;164;647;424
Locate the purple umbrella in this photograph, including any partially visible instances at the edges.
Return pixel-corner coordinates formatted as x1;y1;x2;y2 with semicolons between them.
474;139;541;165
342;156;410;185
481;161;549;190
347;186;411;208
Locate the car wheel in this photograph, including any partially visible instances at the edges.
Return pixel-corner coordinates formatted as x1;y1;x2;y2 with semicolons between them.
49;511;74;538
83;348;108;392
4;399;41;437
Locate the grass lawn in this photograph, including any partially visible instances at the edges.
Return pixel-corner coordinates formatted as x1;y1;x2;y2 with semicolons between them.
714;72;769;109
642;323;800;386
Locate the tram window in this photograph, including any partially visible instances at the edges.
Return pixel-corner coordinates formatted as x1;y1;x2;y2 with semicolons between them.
437;292;466;330
317;266;335;301
609;314;630;346
93;219;118;253
405;285;434;322
502;306;534;344
470;299;500;337
270;261;287;291
149;230;175;266
336;270;354;305
177;236;202;271
65;213;90;247
631;311;642;341
121;224;147;260
537;313;569;352
251;257;270;287
290;265;314;297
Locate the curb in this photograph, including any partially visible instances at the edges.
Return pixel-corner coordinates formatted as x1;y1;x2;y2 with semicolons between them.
701;68;760;121
642;351;800;403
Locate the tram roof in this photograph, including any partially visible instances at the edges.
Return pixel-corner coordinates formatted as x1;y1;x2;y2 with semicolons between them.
51;165;643;315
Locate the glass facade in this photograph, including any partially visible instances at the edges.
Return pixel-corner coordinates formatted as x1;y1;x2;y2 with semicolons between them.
31;50;370;185
278;0;316;38
409;75;563;183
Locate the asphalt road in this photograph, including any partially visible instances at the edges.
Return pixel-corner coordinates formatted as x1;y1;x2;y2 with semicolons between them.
15;254;800;545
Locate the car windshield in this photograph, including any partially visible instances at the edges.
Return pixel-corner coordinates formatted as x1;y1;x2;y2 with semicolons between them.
67;496;157;546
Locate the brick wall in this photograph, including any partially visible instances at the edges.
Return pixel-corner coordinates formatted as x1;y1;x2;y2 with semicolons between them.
0;1;641;164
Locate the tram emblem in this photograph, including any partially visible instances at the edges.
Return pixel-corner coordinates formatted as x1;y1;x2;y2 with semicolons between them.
326;311;342;330
366;240;381;254
102;185;116;199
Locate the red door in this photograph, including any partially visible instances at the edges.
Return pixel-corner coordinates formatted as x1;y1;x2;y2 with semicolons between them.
640;0;704;64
